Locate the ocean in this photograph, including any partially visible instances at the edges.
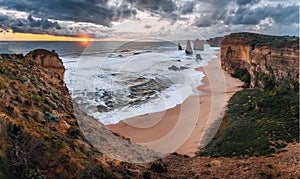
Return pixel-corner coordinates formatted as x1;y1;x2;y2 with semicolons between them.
0;40;219;124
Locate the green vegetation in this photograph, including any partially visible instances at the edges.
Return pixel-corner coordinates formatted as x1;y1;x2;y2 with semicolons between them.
199;85;299;157
0;78;7;90
227;32;299;49
231;68;251;87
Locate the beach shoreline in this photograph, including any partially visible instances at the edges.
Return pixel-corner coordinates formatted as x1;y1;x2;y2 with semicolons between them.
107;55;243;156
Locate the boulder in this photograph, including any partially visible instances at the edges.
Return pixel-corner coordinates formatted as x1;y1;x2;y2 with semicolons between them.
194;39;204;50
26;49;65;80
185;40;193;55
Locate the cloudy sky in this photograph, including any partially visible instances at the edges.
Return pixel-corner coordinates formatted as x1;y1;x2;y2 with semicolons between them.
0;0;299;40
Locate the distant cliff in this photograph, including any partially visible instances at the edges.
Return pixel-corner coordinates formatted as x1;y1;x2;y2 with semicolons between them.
221;32;299;89
207;37;224;47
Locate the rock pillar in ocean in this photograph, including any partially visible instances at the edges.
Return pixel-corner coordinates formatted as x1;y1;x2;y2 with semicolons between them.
194;38;204;50
178;43;183;50
25;49;65;80
196;54;202;60
185;40;193;55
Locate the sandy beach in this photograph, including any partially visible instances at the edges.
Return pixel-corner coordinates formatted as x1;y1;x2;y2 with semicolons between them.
108;55;243;156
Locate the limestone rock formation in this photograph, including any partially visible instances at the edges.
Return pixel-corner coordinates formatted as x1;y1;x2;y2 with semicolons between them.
193;39;204;50
178;43;183;50
196;54;202;60
26;49;65;80
185;40;193;55
220;32;299;89
207;37;224;47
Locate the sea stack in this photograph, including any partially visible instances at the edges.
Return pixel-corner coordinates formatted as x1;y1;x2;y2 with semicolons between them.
196;54;202;60
185;40;193;55
194;38;204;50
178;43;183;50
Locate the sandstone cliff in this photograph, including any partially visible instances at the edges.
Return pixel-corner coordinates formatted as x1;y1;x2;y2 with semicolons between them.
25;49;65;80
221;32;299;89
0;50;126;178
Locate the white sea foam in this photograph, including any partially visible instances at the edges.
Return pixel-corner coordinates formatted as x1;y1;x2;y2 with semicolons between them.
62;44;219;124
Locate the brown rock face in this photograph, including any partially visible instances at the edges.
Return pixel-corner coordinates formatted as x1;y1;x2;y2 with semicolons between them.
220;33;299;88
25;49;65;80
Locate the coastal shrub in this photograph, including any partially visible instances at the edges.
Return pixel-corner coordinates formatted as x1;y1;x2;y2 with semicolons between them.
231;68;250;87
150;162;167;173
44;97;58;109
143;171;152;179
67;127;81;138
23;169;45;179
44;112;60;122
4;106;14;116
199;88;299;157
253;71;275;90
0;79;7;90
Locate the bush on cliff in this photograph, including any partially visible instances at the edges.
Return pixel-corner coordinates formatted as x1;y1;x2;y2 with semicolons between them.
199;86;299;157
231;68;251;87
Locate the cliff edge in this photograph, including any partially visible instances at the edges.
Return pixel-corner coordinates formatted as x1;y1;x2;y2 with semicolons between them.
220;32;299;89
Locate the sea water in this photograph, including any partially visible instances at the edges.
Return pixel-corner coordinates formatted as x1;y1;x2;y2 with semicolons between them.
0;41;219;124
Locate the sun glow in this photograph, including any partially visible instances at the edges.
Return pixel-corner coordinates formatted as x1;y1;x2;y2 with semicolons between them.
0;31;94;42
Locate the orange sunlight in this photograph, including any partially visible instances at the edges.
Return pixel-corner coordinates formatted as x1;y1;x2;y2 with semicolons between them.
0;31;94;42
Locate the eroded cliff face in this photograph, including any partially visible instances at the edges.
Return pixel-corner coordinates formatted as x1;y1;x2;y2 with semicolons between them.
0;50;121;178
25;49;65;80
221;33;299;89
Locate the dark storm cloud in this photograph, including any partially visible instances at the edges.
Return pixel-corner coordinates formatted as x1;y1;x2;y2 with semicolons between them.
0;0;114;26
193;0;299;28
27;15;61;29
126;0;177;14
236;0;260;6
193;0;231;27
180;1;195;14
225;4;299;25
0;13;62;34
114;3;137;20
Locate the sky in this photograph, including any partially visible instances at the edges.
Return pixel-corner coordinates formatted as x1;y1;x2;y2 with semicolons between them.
0;0;299;41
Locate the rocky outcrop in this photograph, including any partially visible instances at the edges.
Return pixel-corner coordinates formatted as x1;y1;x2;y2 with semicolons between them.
185;40;193;55
25;49;65;80
178;43;183;50
0;51;133;178
196;54;202;60
221;32;299;89
193;39;204;50
207;37;224;47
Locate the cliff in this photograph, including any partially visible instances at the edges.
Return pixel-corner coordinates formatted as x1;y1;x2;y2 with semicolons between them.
25;49;65;80
0;50;125;178
221;32;299;89
207;37;224;47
